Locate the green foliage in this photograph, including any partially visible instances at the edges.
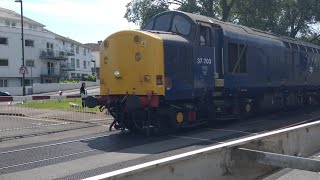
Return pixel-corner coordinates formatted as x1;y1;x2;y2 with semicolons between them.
19;98;99;112
124;0;169;28
83;75;96;82
61;80;78;84
235;0;320;38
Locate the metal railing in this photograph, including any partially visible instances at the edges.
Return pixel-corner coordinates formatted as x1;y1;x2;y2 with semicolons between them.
40;49;68;60
60;62;76;71
40;67;60;76
0;96;113;140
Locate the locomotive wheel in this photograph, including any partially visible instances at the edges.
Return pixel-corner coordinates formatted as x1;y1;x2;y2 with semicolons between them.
240;100;253;120
155;107;182;134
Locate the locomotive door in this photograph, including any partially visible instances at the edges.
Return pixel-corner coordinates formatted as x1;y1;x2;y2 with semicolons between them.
193;23;215;96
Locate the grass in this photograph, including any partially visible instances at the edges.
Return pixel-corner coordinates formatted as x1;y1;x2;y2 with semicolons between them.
19;98;99;112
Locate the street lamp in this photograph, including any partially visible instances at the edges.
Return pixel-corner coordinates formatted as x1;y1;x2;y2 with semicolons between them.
15;0;26;96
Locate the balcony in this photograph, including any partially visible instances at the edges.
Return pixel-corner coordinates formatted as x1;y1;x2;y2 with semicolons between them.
40;67;61;77
40;49;68;60
60;62;76;71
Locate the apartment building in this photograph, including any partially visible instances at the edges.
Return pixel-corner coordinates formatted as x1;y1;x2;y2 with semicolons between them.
0;7;93;88
84;42;100;79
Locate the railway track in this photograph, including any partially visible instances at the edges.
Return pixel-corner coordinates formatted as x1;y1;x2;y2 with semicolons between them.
0;108;320;179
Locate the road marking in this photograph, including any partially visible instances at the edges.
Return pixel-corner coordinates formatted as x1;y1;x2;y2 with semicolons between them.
170;135;223;143
206;128;258;135
0;149;96;170
0;133;113;155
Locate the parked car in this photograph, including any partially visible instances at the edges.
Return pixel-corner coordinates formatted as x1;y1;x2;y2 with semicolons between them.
0;91;11;96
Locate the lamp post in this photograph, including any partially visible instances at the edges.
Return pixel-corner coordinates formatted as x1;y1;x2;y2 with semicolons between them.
15;0;26;96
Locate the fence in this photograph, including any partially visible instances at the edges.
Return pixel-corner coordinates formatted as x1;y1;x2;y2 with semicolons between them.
0;95;113;141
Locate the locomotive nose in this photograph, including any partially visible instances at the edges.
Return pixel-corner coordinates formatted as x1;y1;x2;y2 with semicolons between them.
100;30;165;96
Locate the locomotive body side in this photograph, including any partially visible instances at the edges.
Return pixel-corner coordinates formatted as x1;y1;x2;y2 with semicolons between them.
88;10;320;135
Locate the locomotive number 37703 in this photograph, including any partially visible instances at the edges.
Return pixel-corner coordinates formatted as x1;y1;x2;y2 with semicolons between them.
197;58;212;65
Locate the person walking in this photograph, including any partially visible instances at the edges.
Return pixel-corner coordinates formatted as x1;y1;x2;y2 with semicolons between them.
80;83;87;107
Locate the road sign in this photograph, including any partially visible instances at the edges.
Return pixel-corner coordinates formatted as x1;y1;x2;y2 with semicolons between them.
19;66;28;74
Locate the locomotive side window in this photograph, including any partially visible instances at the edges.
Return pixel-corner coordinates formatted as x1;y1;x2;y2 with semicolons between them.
199;25;211;46
172;15;191;36
154;14;172;32
228;43;247;73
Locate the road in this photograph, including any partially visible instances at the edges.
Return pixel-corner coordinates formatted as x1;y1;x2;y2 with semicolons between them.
1;107;320;179
35;86;100;96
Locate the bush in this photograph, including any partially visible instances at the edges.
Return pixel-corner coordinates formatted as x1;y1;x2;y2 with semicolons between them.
61;80;78;84
84;75;96;82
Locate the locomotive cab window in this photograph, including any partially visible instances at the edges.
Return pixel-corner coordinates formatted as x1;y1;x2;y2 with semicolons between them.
144;19;154;30
228;43;247;73
154;14;172;32
198;25;211;46
171;15;191;36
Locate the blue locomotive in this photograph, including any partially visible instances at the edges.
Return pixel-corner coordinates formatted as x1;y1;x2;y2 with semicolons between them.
88;10;320;134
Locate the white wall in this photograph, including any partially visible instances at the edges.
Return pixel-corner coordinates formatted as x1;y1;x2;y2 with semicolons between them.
32;81;99;94
0;86;33;96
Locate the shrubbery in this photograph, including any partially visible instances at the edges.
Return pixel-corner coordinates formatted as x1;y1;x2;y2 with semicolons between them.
61;80;78;84
83;75;97;82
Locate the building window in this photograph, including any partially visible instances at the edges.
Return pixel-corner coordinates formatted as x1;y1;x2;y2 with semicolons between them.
83;48;86;56
0;79;8;87
5;20;10;26
71;44;74;53
76;46;79;54
76;59;80;68
228;43;247;73
11;22;16;27
0;59;8;66
71;58;75;67
28;24;32;29
0;37;8;45
26;60;35;67
24;79;33;86
62;41;65;45
32;26;37;30
25;39;34;47
84;61;87;69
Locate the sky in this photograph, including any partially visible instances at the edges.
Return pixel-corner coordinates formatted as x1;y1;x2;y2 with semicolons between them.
0;0;139;44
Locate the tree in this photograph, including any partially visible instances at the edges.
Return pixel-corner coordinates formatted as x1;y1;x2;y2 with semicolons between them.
235;0;320;38
219;0;237;21
124;0;169;28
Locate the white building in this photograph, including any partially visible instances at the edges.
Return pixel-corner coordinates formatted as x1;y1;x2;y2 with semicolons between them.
0;7;94;89
85;42;101;79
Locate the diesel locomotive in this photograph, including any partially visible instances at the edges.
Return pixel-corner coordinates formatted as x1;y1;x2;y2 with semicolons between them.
87;10;320;134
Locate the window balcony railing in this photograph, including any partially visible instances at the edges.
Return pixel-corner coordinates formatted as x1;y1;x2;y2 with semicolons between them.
40;67;60;76
40;49;68;60
60;62;76;71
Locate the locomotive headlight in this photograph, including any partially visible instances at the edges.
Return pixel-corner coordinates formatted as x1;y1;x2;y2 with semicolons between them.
114;70;121;78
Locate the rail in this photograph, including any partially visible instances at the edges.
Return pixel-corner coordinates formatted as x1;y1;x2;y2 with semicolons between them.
84;119;320;180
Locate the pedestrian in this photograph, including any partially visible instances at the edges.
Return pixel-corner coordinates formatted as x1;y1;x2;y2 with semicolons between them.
80;83;87;107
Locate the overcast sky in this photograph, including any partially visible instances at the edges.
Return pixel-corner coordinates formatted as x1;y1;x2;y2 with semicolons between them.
1;0;139;44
